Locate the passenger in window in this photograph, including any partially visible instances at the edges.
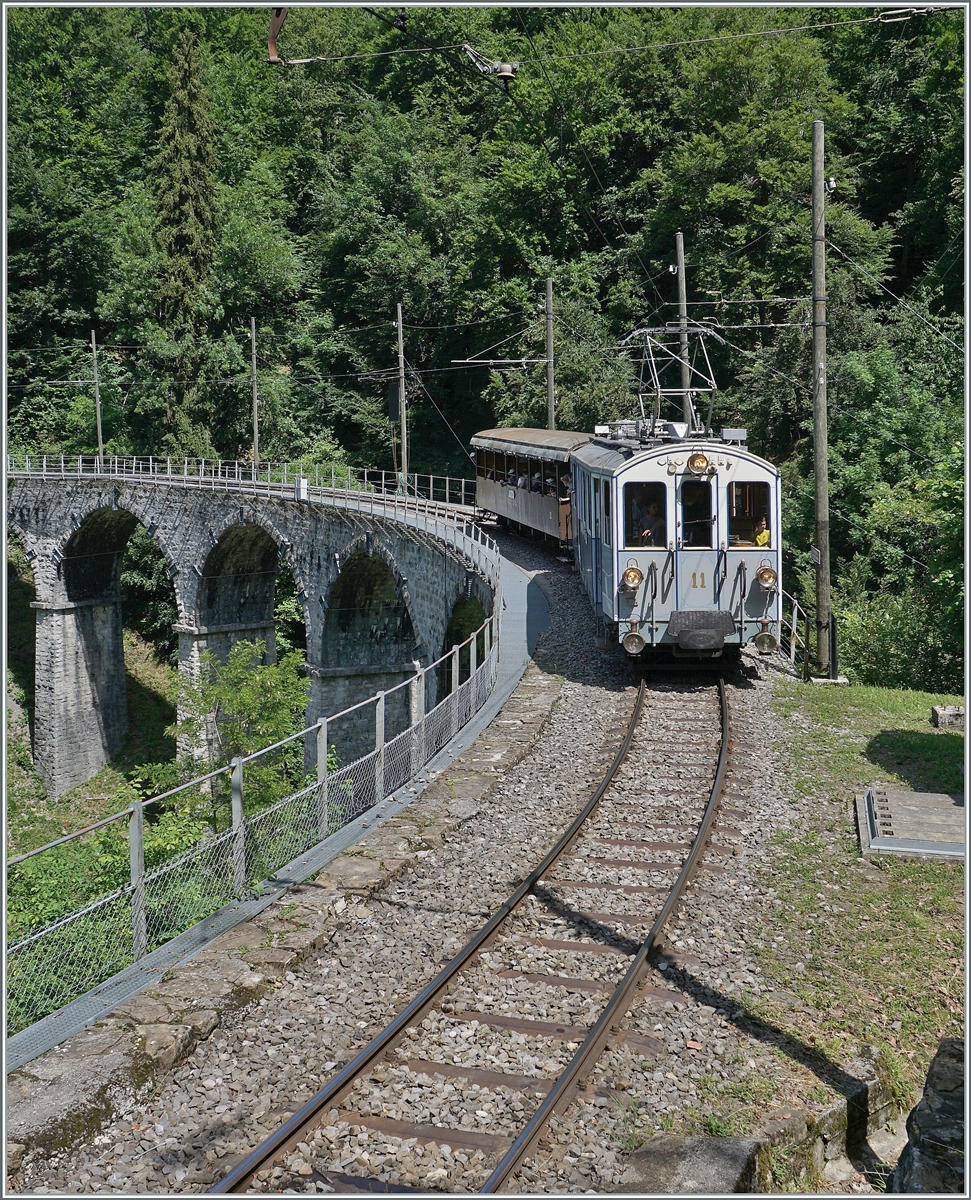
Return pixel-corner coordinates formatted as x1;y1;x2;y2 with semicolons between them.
754;516;770;547
639;500;666;547
517;471;528;489
544;474;556;495
531;472;543;493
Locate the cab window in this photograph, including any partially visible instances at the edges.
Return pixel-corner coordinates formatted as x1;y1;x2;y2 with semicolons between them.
728;481;770;547
681;480;712;548
624;482;667;548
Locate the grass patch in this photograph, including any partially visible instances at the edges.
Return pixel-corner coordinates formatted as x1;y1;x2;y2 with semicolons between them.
756;680;964;1112
692;1072;779;1136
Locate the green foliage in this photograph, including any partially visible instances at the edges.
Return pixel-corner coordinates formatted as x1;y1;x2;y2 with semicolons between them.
119;525;180;662
134;639;312;831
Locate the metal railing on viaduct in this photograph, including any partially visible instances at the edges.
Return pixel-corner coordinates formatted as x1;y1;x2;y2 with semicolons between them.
6;455;495;1039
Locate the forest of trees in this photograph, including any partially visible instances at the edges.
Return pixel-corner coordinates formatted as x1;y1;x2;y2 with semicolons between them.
6;5;964;691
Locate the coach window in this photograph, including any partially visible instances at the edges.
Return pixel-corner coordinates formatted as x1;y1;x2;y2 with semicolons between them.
624;482;666;548
603;482;611;546
728;481;770;546
681;479;712;548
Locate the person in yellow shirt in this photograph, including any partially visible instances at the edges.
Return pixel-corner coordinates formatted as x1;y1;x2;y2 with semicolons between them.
754;516;770;546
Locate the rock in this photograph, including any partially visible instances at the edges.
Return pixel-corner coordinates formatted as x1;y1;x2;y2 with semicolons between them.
184;1009;220;1039
889;1038;964;1193
618;1135;762;1193
136;1024;196;1072
8;1142;26;1173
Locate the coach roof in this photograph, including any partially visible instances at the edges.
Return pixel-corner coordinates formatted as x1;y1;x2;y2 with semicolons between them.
470;428;592;463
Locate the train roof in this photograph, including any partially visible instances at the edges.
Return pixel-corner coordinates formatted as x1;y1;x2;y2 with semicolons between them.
470;428;592;463
572;436;779;475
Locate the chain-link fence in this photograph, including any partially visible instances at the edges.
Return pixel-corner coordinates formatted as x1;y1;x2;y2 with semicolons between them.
6;613;500;1036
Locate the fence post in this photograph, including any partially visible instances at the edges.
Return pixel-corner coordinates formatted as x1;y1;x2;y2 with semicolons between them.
231;757;246;896
802;611;812;683
129;801;147;961
410;666;425;775
374;691;385;803
316;719;329;839
451;645;460;736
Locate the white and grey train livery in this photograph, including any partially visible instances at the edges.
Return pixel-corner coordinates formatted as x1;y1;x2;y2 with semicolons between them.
471;422;782;659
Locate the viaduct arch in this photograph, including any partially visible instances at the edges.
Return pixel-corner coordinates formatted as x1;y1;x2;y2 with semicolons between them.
6;476;493;797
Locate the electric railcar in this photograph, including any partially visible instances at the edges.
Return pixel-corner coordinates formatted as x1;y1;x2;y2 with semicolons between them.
471;421;782;659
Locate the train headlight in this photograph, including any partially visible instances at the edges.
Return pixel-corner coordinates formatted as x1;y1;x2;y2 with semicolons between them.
623;630;646;655
622;566;643;590
756;565;778;591
754;631;778;654
687;452;709;475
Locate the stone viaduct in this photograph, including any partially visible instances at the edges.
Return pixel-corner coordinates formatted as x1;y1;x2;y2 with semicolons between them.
6;472;494;797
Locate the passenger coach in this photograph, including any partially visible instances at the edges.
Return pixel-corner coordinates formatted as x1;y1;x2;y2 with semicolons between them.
473;421;782;660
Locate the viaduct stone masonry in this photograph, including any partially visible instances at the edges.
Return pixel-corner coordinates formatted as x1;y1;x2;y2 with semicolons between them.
6;477;492;797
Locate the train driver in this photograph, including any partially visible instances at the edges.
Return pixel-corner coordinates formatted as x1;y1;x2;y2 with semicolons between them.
639;500;666;547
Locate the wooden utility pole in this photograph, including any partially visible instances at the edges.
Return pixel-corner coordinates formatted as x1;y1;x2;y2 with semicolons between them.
675;232;691;426
91;330;104;464
812;120;831;674
250;317;259;467
396;303;408;489
545;277;555;430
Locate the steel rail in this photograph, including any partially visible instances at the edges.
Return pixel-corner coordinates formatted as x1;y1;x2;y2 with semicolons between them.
480;677;730;1193
210;679;647;1194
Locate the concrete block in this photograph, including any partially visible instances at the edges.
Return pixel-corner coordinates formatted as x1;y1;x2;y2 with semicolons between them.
109;996;177;1027
618;1135;761;1193
932;705;964;730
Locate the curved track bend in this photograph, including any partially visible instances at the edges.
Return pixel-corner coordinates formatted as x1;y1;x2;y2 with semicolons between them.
212;676;731;1195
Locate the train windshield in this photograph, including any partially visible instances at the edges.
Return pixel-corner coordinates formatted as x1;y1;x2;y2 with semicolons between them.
681;480;712;548
624;482;667;548
728;481;771;546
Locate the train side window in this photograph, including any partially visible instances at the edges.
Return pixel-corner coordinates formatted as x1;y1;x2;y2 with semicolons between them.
593;478;600;534
529;458;543;492
484;450;495;480
603;483;611;546
681;480;712;548
624;482;667;548
558;470;571;500
728;481;770;546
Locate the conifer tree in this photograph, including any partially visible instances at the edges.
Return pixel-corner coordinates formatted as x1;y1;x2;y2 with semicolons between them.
154;28;219;337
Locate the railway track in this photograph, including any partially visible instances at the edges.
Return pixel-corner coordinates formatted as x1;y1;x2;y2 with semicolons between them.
212;675;731;1195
